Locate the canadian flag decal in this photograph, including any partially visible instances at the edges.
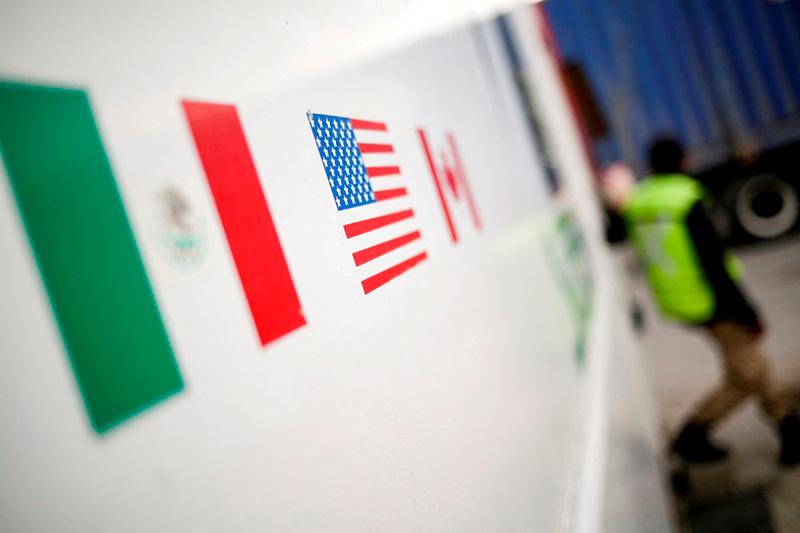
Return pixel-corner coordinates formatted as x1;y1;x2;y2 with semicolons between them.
417;129;481;243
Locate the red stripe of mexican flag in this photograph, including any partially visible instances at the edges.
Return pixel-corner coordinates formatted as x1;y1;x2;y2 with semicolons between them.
182;100;306;346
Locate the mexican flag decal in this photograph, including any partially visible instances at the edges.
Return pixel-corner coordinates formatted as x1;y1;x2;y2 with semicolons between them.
0;81;183;433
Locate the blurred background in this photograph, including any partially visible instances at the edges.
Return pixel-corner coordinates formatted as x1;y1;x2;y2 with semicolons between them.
544;0;800;530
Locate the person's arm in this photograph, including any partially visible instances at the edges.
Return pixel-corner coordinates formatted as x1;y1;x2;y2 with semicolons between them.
685;201;762;332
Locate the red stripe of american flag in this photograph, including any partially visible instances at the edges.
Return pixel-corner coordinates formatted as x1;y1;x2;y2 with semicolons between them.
352;230;421;266
366;166;401;178
374;188;407;202
361;252;428;294
343;209;414;238
358;142;394;154
346;117;427;292
349;118;387;131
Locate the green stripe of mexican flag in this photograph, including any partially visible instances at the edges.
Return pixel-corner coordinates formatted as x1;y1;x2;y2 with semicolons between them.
0;81;183;433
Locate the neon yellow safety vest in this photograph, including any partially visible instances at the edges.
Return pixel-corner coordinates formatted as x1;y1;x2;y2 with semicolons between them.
623;174;741;323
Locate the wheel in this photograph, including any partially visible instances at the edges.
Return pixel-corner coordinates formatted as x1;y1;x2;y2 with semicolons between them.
729;173;799;240
670;467;691;496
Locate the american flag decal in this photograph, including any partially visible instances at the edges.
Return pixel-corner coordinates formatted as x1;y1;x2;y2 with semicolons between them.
308;112;427;294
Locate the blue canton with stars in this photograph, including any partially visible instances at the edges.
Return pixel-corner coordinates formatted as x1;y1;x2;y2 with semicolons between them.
309;113;376;211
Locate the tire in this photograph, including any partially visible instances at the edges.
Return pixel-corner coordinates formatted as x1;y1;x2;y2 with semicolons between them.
728;173;799;240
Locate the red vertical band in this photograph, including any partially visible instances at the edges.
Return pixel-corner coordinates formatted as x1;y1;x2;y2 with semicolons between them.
182;100;305;346
418;128;458;243
446;133;482;230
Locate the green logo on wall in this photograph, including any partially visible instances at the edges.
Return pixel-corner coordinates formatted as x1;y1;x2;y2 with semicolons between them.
155;185;206;268
543;210;593;363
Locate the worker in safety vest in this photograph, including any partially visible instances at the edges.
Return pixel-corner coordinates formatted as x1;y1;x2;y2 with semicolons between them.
624;137;799;465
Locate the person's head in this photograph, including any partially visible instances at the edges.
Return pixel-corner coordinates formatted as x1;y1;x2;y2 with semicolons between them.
648;136;686;174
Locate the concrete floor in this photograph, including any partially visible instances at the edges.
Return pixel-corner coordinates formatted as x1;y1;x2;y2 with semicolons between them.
620;234;800;532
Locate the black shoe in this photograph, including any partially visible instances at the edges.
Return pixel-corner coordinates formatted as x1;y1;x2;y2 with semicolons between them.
779;413;800;466
672;422;730;463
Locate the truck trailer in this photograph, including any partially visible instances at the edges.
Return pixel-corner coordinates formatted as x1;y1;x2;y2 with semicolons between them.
547;0;800;241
